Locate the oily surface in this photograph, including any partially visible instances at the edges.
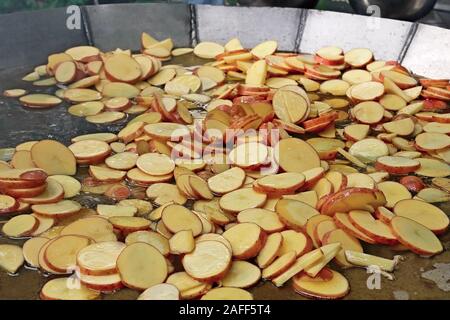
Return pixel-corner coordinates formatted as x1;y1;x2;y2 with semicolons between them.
0;55;449;300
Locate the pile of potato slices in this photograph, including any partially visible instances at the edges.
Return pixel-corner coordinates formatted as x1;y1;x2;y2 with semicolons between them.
0;31;449;300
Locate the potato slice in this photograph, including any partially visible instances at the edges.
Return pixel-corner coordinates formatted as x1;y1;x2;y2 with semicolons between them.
69;139;111;161
61;217;116;242
182;240;231;282
40;277;100;300
375;156;420;175
219;188;267;214
377;181;411;208
97;204;136;218
19;94;62;108
138;283;180;300
393;199;449;234
207;167;245;195
109;216;151;233
2;214;38;237
104;54;141;83
276;199;319;231
222;223;265;259
31;140;76;175
350;81;384;101
117;242;167;290
416;188;450;203
32;200;81;218
314;220;338;246
275;138;321;173
229;142;268;169
86;111;125;124
201;287;253;300
263;251;296;280
161;204;203;237
194;42;225;59
11;150;36;169
166;271;211;299
415;158;450;178
44;234;91;273
220;260;261;289
146;183;187;206
30;213;55;236
256;232;282;268
237;208;284;233
279;230;311;257
0;194;19;214
251;40;277;59
77;241;125;276
348;210;397;245
293;268;349;300
272;89;308;123
416;132;450;151
383;117;415;136
390;216;443;256
353;101;384;124
348;138;388;163
23;237;49;268
89;165;126;182
3;88;27;97
47;175;81;198
245;60;268;87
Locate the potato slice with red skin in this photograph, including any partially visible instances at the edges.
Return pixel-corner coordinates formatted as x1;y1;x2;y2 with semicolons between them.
390;216;443;256
256;232;282;268
2;183;47;198
44;235;92;273
77;241;125;276
279;230;312;257
69;140;111;161
40;278;100;300
23;237;49;268
138;283;180;300
254;172;305;195
61;217;116;242
32;200;81;218
182;240;231;282
161;204;203;237
222;223;266;260
333;213;376;244
375;156;421;175
348;210;398;245
393;199;449;235
374;206;396;224
19;179;64;205
109;216;151;234
276;199;319;231
79;273;123;292
207;167;246;195
415;132;450;151
219;188;267;214
293;268;349;300
104;54;141;84
377;181;411;208
0;195;19;214
314;220;338;246
275;138;321;173
383;118;415;136
262;251;296;280
320;188;386;216
306;215;334;248
237;208;284;233
307;138;345;160
2;214;38;237
31;140;76;176
117;242;167;290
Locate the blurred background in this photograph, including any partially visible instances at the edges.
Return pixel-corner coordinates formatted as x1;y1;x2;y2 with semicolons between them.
1;0;449;28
